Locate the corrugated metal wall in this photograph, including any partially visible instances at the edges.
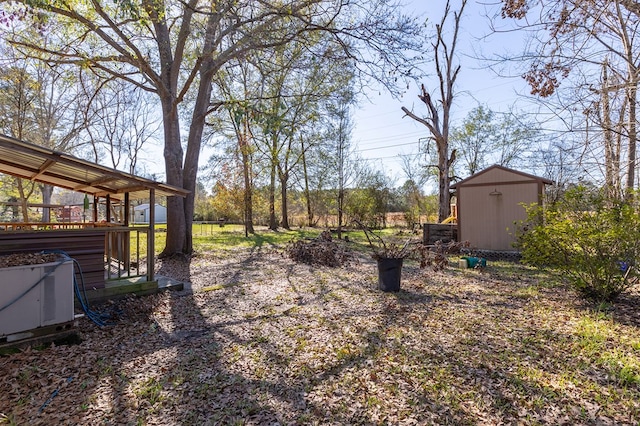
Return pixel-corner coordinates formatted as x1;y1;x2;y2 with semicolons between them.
0;230;107;290
456;167;544;251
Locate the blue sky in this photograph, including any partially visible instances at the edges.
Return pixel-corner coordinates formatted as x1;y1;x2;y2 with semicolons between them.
351;0;536;188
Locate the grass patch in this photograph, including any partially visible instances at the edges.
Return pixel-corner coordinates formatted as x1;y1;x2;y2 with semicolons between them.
574;315;640;386
134;377;165;406
139;223;412;257
200;282;242;292
150;225;327;255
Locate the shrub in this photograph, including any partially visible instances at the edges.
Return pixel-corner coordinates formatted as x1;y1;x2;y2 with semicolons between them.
516;186;640;302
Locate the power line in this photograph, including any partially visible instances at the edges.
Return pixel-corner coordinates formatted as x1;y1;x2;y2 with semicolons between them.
354;130;425;145
355;141;420;153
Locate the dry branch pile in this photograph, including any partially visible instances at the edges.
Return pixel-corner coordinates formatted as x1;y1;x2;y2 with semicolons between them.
417;240;470;271
355;219;414;260
285;230;356;267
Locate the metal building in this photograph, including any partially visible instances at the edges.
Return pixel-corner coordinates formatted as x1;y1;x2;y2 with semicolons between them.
451;165;552;251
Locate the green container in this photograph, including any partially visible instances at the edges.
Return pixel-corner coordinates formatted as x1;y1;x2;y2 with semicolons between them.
462;256;486;268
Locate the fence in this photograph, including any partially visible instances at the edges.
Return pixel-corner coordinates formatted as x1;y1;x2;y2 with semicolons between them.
104;226;151;282
423;223;458;245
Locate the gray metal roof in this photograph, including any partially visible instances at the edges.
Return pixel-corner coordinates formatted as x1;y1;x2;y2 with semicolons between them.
0;134;188;200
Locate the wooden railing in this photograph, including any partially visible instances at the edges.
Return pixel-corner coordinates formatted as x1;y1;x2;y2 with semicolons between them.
0;222;97;231
0;223;155;286
103;226;152;282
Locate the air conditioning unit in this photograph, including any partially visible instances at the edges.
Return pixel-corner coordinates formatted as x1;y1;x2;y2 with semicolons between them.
0;260;75;339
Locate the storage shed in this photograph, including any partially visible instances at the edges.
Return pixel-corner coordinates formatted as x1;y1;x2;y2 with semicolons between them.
133;203;167;224
451;165;552;251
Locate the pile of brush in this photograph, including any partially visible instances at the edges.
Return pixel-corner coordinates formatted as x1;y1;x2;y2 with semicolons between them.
286;230;355;267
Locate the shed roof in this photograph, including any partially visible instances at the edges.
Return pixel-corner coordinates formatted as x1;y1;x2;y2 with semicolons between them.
451;165;553;189
0;134;188;200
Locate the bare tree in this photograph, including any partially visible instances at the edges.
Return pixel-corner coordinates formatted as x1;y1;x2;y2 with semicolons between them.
450;105;537;177
315;68;359;238
248;37;355;230
402;0;467;221
82;79;160;175
501;0;640;198
0;46;85;221
213;59;260;236
584;59;627;199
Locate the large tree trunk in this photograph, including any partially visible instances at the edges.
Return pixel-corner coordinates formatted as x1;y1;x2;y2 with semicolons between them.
268;143;278;230
337;188;344;239
626;80;637;195
337;132;345;239
160;96;186;257
183;59;215;254
40;183;54;222
437;148;452;223
16;178;29;223
601;62;616;199
240;131;255;235
159;9;218;256
301;139;314;227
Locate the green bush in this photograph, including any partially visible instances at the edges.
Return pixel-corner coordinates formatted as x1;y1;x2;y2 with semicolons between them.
517;186;640;302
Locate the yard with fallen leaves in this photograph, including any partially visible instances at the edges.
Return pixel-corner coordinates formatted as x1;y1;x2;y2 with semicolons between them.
2;231;640;425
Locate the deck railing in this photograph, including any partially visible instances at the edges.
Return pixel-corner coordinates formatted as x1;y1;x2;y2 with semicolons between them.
0;222;96;231
0;223;155;285
103;226;152;282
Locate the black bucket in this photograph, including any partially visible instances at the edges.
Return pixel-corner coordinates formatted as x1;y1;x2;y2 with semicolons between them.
377;257;403;292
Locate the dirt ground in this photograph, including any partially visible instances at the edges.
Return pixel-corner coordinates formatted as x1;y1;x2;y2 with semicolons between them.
1;247;639;425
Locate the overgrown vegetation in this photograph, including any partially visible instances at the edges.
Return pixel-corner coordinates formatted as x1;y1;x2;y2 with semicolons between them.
517;186;640;302
285;221;469;276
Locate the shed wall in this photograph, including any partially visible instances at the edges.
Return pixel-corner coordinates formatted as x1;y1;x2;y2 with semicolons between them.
458;182;539;251
155;206;167;223
134;205;166;223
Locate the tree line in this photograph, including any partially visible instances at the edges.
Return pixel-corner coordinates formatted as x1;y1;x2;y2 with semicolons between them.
193;177;439;230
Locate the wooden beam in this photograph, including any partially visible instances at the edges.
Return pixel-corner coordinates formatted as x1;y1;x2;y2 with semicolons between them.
29;158;57;180
73;176;118;191
148;189;155;282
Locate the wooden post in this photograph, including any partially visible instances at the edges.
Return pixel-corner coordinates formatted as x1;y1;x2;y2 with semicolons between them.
123;192;130;271
148;189;155;282
105;195;111;222
124;193;130;226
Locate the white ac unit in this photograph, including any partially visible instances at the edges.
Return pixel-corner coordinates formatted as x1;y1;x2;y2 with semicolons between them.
0;260;75;338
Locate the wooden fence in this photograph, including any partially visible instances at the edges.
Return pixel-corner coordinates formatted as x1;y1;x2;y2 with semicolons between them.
423;223;458;245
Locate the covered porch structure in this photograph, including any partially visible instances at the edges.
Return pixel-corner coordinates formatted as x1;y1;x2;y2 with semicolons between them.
0;134;189;301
